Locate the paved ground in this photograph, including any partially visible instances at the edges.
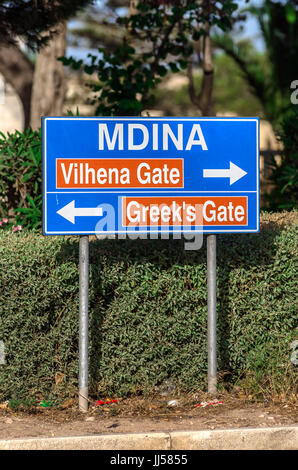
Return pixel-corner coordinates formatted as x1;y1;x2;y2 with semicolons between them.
0;426;297;450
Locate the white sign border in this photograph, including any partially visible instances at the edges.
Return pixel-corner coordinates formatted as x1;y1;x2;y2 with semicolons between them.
43;117;259;235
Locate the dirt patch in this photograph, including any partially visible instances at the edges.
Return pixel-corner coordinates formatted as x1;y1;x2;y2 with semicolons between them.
0;395;297;441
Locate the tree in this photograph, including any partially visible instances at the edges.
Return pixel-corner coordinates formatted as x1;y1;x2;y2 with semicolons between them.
67;0;126;52
187;19;215;116
0;0;93;48
213;0;298;209
30;22;67;130
0;0;94;128
62;0;239;117
0;42;34;129
153;52;263;117
213;0;298;129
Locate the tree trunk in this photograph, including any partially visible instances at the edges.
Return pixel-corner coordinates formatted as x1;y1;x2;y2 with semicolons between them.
187;21;215;117
30;22;67;130
0;43;34;129
199;23;214;116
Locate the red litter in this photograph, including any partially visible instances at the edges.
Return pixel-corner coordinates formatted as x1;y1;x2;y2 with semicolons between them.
194;400;223;408
95;399;118;406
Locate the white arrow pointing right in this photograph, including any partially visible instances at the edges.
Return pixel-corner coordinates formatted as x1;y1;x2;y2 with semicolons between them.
203;161;247;185
57;200;103;224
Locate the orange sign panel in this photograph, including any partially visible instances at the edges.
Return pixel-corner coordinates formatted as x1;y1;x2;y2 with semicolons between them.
122;196;248;227
56;158;184;189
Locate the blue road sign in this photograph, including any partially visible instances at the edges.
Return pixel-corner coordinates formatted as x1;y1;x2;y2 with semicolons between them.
43;117;259;235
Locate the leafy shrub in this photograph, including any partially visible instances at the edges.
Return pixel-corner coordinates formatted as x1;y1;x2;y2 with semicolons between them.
0;212;297;403
0;128;42;229
265;108;298;211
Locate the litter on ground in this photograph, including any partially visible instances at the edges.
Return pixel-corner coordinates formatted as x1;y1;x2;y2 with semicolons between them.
194;400;223;408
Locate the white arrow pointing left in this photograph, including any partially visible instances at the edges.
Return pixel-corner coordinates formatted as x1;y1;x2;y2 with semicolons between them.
57;200;103;224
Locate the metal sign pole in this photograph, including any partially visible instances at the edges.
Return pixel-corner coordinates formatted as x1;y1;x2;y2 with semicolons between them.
79;235;89;412
207;234;217;395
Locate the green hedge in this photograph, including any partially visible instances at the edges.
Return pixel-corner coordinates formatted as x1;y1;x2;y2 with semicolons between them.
0;213;297;403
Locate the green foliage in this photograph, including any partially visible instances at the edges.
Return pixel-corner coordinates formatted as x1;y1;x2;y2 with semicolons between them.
0;0;94;48
214;1;298;128
8;397;36;411
213;53;264;116
154;53;263;117
265;108;298;211
0;128;42;229
214;1;298;210
0;214;296;403
60;0;239;116
14;195;42;229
